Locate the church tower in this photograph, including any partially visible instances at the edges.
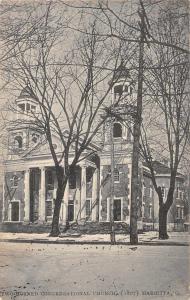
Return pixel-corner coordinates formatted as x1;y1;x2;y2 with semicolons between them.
99;64;142;228
8;86;42;157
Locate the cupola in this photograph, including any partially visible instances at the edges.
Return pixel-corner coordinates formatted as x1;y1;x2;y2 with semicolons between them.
16;86;38;120
112;63;134;103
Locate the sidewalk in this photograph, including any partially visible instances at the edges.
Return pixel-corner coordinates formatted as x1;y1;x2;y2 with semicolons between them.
0;231;189;246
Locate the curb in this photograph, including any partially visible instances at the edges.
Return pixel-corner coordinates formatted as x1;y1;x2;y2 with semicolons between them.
0;239;188;246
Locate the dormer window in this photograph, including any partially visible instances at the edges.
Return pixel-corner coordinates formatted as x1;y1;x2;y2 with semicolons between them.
14;136;23;149
113;123;122;138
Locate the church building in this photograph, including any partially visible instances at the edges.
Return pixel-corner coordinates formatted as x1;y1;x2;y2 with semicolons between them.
0;68;185;233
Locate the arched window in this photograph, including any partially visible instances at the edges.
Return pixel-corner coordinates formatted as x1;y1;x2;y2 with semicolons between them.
124;85;128;93
114;85;123;96
14;136;23;149
114;168;120;182
113;123;122;138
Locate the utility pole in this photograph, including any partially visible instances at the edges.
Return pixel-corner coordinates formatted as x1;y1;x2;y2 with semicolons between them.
110;110;116;244
130;0;150;244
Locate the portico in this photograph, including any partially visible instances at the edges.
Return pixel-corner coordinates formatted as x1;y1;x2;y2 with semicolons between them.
15;161;99;225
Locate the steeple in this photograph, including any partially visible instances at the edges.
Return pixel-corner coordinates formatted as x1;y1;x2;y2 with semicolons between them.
102;63;136;151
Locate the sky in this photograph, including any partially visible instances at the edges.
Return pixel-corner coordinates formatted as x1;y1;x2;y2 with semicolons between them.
0;0;189;171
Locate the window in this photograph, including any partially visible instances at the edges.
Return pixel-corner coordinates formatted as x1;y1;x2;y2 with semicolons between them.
46;200;53;217
113;123;122;138
18;103;25;111
31;133;39;143
26;103;30;112
114;199;121;221
11;201;20;221
68;200;74;221
114;85;123;96
149;204;152;218
86;199;91;219
114;168;120;182
11;175;19;188
31;105;36;112
181;207;184;219
47;170;54;190
124;85;128;93
86;168;93;183
176;186;180;198
176;206;181;219
130;86;133;95
176;186;183;200
14;136;23;149
69;168;76;189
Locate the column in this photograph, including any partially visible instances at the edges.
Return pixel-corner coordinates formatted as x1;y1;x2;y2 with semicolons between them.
98;165;104;222
127;164;132;224
39;167;46;222
62;181;69;224
24;169;30;222
80;165;87;219
91;168;98;221
74;167;81;221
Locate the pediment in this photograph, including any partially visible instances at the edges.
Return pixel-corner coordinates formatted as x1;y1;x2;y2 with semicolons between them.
21;132;101;160
22;134;63;159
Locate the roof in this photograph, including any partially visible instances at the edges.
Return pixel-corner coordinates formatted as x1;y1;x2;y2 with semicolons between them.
114;63;131;81
143;161;184;178
18;86;37;101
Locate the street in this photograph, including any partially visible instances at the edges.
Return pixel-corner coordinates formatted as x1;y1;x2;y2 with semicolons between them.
0;242;189;300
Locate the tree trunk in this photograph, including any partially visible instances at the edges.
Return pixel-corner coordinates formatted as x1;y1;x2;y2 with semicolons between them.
50;185;66;237
159;205;169;239
130;5;145;245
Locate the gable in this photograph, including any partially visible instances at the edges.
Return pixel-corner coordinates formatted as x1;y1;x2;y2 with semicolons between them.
22;135;63;158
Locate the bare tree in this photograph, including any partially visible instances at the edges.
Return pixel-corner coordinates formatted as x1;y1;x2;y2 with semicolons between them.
2;1;133;237
140;1;189;239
